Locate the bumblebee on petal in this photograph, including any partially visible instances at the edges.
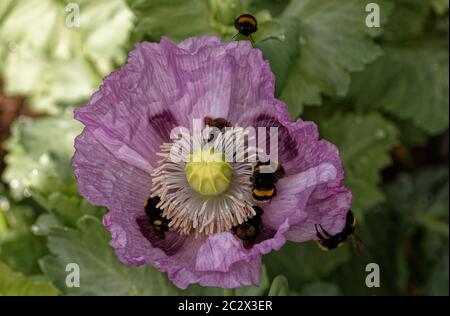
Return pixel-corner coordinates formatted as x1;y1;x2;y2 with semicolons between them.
315;210;356;250
232;206;264;249
251;161;285;201
204;116;231;142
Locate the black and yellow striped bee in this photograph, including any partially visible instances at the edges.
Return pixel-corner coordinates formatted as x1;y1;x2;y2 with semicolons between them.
232;206;263;249
251;161;285;201
315;210;357;250
233;13;258;43
144;196;171;239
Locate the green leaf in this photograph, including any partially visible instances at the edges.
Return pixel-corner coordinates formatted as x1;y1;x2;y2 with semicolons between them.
396;118;429;147
257;17;301;96
127;0;212;42
264;241;350;292
0;194;48;276
333;206;409;295
31;213;62;237
268;275;289;296
350;41;449;135
429;0;449;15
384;167;449;231
334;247;395;295
127;0;285;45
382;0;431;42
40;216;181;295
300;281;342;296
278;0;384;116
427;252;449;296
0;198;8;238
252;19;285;44
0;262;58;296
319;112;399;215
246;0;290;17
2;112;105;229
33;192;106;229
397;168;449;295
336;167;449;295
3;111;81;200
0;229;48;276
208;0;244;26
0;0;132;113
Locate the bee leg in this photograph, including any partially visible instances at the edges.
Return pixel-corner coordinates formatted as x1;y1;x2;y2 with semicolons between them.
249;34;255;44
315;224;326;240
232;33;239;40
318;224;333;238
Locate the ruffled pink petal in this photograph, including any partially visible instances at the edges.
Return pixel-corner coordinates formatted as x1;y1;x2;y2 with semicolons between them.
158;38;234;124
72;129;150;209
285;186;352;242
74;44;185;169
105;209;261;289
171;256;261;289
221;41;291;128
259;117;351;244
177;35;222;53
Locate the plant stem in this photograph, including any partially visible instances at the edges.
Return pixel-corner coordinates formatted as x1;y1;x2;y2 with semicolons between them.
0;209;9;238
223;288;236;296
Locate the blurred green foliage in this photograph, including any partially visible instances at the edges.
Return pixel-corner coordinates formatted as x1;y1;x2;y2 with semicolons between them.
0;0;132;113
0;262;58;295
0;0;448;296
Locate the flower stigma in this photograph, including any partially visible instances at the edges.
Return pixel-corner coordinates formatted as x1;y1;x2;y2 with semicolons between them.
185;147;233;197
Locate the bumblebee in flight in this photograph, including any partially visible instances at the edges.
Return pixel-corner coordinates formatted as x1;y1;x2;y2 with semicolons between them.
251;161;285;201
315;210;356;250
233;13;258;43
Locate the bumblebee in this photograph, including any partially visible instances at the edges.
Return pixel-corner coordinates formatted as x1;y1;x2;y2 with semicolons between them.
315;210;356;250
204;116;231;142
251;161;285;201
144;196;171;239
232;206;263;249
233;14;257;43
204;116;231;131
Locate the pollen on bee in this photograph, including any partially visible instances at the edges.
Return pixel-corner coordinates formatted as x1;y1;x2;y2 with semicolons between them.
253;188;275;197
237;16;256;26
153;220;163;226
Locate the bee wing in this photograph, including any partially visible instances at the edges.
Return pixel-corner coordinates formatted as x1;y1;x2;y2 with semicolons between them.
350;234;372;259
